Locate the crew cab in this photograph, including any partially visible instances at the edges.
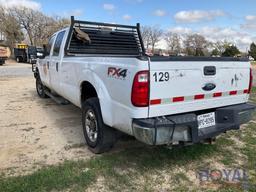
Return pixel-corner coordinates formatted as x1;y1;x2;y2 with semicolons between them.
33;16;255;153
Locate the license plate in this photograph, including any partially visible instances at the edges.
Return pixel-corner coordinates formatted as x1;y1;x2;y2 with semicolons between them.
197;112;216;129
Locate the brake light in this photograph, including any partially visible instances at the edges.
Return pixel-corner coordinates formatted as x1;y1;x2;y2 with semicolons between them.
131;71;149;107
248;68;253;94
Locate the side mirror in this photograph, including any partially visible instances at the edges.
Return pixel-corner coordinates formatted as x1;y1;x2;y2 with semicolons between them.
42;44;47;58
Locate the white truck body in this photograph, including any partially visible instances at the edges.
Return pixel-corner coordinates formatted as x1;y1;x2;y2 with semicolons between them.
35;17;255;150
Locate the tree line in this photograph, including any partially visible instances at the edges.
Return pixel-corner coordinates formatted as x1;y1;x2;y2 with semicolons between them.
0;5;255;59
0;6;69;50
141;26;256;59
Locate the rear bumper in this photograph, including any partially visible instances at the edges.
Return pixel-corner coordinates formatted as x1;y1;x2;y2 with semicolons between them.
132;103;256;145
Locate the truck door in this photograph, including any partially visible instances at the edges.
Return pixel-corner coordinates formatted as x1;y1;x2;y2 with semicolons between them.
38;34;56;87
49;30;66;94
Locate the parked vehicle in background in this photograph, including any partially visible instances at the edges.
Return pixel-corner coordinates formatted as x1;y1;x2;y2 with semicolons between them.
36;47;45;59
14;44;38;64
33;16;255;154
248;56;254;61
14;47;26;63
0;45;11;65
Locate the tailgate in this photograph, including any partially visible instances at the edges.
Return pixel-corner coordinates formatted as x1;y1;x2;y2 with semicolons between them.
149;60;250;117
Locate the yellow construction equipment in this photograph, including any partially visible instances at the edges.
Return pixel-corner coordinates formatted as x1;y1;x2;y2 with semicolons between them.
17;43;28;49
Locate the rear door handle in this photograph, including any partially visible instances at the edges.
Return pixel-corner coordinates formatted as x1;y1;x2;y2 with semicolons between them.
56;62;59;72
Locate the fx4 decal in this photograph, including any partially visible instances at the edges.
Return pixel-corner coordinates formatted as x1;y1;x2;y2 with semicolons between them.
108;67;127;79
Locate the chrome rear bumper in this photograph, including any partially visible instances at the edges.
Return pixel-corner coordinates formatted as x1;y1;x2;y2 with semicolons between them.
132;103;255;145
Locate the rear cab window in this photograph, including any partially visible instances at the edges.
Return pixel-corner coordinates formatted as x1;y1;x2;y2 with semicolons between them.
45;35;56;57
52;31;65;57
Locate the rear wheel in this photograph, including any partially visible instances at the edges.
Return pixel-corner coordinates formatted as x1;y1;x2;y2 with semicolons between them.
36;77;48;98
82;98;116;154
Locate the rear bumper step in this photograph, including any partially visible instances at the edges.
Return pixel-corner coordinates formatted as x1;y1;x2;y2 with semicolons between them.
132;103;256;145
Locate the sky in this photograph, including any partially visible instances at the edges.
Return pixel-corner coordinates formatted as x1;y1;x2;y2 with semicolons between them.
1;0;256;51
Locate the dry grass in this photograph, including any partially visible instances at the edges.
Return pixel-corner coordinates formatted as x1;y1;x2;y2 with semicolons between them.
1;91;256;192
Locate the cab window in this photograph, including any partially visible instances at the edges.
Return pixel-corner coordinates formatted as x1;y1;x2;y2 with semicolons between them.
45;35;55;56
53;31;65;56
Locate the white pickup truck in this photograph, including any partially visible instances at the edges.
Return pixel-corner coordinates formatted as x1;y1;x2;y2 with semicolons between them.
33;16;255;153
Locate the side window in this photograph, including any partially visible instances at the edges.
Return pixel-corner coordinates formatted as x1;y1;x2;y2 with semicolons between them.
53;31;65;56
46;35;55;56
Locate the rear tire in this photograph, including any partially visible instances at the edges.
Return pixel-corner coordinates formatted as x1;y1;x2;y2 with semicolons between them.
82;98;116;154
36;77;48;98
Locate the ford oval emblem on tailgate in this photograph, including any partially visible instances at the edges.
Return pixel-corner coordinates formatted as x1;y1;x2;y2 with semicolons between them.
202;83;216;91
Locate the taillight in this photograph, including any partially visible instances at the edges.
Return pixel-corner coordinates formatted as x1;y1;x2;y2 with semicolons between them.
131;71;149;107
248;68;253;94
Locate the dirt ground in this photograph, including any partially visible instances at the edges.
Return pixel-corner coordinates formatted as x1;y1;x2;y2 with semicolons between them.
0;61;142;176
0;75;93;175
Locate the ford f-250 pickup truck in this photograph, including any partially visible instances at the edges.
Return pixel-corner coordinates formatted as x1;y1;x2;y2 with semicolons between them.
33;16;255;153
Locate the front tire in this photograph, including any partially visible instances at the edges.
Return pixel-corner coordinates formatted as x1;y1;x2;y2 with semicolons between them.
36;78;48;98
16;57;21;63
82;98;116;154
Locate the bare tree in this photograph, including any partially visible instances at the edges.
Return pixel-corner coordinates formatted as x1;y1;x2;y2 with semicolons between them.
141;26;163;53
9;7;38;45
9;7;70;46
184;34;209;56
149;26;163;53
165;32;181;55
0;6;24;50
141;26;151;49
31;15;69;45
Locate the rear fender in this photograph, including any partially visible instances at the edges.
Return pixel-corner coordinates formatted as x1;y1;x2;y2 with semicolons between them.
80;69;113;126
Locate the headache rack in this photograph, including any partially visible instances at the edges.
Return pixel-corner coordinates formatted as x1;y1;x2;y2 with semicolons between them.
64;16;145;56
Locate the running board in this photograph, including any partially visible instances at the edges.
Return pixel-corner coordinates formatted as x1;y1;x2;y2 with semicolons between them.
44;90;70;105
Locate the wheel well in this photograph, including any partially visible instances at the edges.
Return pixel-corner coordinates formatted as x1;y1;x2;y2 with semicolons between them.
81;81;98;103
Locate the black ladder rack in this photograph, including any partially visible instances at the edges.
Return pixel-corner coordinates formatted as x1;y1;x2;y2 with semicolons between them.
64;16;145;56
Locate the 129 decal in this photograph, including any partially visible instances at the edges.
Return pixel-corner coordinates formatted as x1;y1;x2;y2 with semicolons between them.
108;67;127;79
153;72;170;82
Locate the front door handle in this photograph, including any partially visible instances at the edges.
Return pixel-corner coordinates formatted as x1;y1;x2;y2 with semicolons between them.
56;62;59;72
